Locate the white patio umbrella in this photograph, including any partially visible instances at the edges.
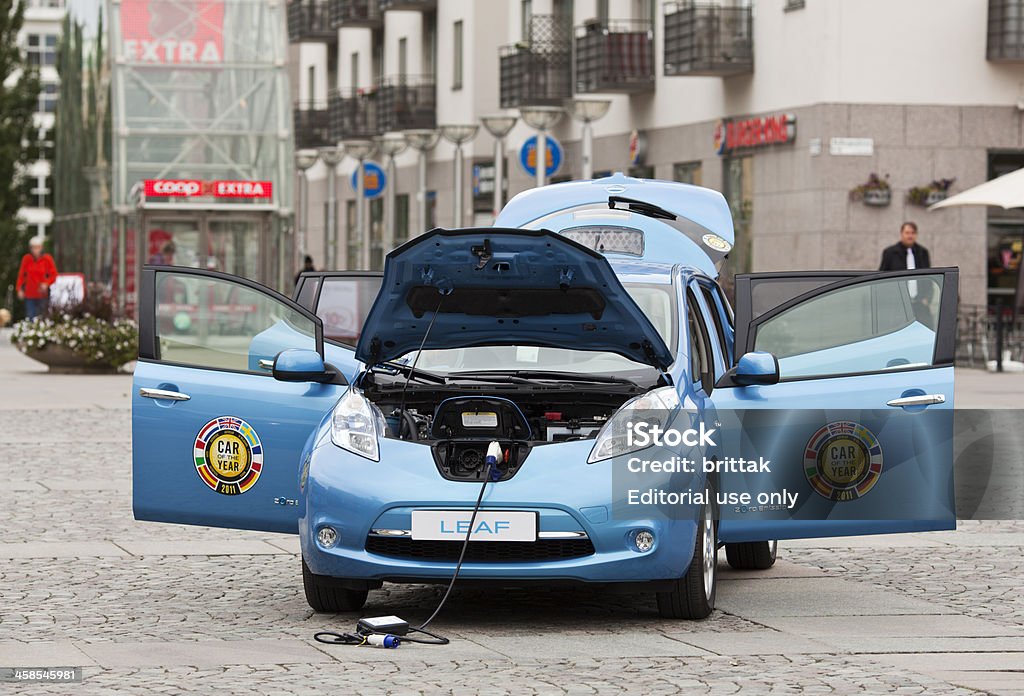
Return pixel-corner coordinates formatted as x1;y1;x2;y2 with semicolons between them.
930;166;1024;210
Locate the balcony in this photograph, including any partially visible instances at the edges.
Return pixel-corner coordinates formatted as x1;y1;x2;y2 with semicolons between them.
329;0;381;29
293;103;332;149
988;0;1024;61
287;0;335;42
376;75;436;132
663;1;753;77
377;0;436;11
575;19;655;93
328;90;379;141
499;15;573;108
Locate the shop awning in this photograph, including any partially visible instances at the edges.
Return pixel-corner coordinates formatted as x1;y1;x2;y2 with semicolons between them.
930;166;1024;210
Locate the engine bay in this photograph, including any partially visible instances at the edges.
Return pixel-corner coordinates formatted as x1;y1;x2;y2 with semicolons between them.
362;375;653;482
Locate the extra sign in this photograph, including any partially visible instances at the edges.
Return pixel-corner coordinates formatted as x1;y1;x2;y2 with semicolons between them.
713;113;796;155
143;179;273;199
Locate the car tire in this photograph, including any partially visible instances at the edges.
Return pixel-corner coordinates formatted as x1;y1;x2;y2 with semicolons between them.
656;501;717;619
725;540;778;570
302;559;368;613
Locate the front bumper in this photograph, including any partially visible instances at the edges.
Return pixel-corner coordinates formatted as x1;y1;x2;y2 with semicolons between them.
298;432;701;584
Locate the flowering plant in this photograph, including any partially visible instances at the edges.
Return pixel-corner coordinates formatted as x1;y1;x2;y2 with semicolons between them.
11;296;137;369
849;172;891;201
907;178;955;206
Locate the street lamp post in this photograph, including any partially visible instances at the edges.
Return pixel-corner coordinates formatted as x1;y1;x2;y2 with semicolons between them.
519;106;563;188
341;139;375;269
294;149;319;271
480;115;517;218
404;129;440;236
374;132;408;256
318;145;343;269
568;99;611;180
439;124;479;228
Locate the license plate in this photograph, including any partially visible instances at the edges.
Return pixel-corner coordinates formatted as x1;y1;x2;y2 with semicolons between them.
411;510;537;542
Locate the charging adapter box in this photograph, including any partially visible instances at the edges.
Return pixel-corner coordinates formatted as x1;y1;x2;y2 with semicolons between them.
357;616;409;636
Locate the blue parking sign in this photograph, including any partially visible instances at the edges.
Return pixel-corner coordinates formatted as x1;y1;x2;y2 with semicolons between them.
350;161;386;199
519;135;562;178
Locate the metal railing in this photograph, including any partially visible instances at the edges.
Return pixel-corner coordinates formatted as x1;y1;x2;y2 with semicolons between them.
499;14;573;108
293;103;332;149
663;1;753;76
329;0;381;28
575;19;655;93
377;0;436;11
287;0;334;42
956;304;1024;370
375;75;436;133
988;0;1024;61
328;90;379;141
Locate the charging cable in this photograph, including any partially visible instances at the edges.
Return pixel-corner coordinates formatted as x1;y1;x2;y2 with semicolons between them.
314;441;501;648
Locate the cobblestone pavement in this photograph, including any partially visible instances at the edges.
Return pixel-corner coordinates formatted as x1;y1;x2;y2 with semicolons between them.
1;344;1022;694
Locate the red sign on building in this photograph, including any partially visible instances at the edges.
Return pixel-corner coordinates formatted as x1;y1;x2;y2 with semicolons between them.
714;113;796;155
143;179;273;199
120;0;225;64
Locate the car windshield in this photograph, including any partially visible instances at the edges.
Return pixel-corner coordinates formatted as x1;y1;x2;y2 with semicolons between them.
398;282;676;377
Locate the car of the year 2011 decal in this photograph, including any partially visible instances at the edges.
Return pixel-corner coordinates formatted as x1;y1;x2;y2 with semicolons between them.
193;416;264;495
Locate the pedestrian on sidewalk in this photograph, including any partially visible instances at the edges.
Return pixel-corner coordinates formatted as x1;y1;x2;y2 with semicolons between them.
16;236;57;320
295;255;316;287
879;221;930;271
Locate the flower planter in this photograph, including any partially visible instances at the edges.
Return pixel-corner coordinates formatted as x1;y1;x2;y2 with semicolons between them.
924;190;947;206
863;189;891;207
23;343;122;374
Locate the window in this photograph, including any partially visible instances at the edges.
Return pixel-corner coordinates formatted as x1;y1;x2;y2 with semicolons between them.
452;20;463;90
398;37;408;82
699;283;731;374
753;275;943;379
154;272;318;373
395;194;410;245
26;34;57;66
687;291;713;393
311;276;384;345
37;83;57;114
350;52;359;91
673;161;703;186
597;0;609;23
306;65;316;104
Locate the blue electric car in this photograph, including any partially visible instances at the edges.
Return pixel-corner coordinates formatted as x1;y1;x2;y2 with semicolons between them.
133;174;958;619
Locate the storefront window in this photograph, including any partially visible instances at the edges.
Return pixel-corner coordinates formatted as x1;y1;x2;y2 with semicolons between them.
673;161;703;186
987;152;1024;307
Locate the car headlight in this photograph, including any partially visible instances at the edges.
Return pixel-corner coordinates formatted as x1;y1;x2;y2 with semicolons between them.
587;387;681;464
331;388;386;461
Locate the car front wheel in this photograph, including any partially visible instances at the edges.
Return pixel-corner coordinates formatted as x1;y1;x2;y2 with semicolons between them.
302;559;368;613
725;540;778;570
656;502;717;619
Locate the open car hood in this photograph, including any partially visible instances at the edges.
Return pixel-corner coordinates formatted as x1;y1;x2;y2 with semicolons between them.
354;228;675;370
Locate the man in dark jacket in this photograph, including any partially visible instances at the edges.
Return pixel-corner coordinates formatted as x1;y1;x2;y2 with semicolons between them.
879;221;930;271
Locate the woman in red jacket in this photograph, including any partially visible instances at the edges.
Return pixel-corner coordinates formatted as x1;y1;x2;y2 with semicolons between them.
16;236;58;320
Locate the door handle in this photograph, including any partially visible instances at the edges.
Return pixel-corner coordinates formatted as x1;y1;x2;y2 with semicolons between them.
258;359;274;371
139;387;191;402
886;393;945;408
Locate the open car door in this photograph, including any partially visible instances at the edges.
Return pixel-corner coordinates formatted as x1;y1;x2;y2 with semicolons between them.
711;268;959;542
133;267;349;533
293;271;383;383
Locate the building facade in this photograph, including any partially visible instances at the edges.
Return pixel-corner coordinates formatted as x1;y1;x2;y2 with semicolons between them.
289;0;1024;307
107;0;294;310
17;0;67;239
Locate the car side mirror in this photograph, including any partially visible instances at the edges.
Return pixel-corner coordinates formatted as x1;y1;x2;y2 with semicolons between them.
272;349;336;383
730;351;780;386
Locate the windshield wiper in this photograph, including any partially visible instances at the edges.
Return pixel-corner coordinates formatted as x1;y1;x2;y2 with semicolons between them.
450;369;638;386
608;195;677;221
